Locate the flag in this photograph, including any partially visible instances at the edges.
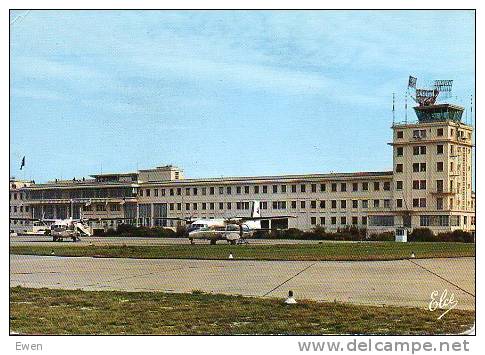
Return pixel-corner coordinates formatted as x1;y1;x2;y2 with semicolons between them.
408;76;417;89
20;156;25;170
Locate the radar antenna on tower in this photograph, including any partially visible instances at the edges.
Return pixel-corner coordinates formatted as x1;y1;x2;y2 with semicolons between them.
405;75;464;123
407;76;453;107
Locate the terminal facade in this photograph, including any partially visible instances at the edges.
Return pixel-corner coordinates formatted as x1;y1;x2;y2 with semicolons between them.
10;104;475;236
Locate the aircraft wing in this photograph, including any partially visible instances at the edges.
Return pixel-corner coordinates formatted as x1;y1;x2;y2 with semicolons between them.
234;215;296;221
9;217;41;221
84;217;136;221
9;217;57;223
154;217;195;223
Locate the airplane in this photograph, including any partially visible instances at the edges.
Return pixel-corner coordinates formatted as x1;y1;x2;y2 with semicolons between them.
158;200;294;245
10;216;93;242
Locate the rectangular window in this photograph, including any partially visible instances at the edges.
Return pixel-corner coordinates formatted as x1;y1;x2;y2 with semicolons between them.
331;200;337;209
193;203;198;210
291;201;297;209
227;202;232;210
437;145;444;154
352;183;358;192
281;185;287;193
236;186;242;194
226;187;232;195
219;187;224;195
154;189;159;197
331;217;337;225
320;184;326;192
311;184;317;193
311;200;317;209
397;131;403;138
373;182;380;191
436;180;444;192
209;203;214;210
300;184;306;193
384;199;391;208
341;183;347;192
186;203;190;210
254;186;260;194
373;199;380;208
320;200;326;209
437;128;443;136
311;217;317;225
396;199;403;208
244;186;249;194
362;200;368;209
202;203;207;210
420;180;426;190
300;201;306;209
396;147;403;156
352;200;358;209
362;216;367;225
341;216;347;225
219;202;224;210
193;188;198;196
396;164;403;173
263;186;268;194
210;187;215;195
420;163;426;172
320;217;326;225
413;163;419;172
186;188;191;196
352;216;358;225
420;198;426;207
362;182;368;191
340;200;346;209
272;185;278;193
202;187;207;195
331;183;337;192
436;198;443;210
437;162;444;172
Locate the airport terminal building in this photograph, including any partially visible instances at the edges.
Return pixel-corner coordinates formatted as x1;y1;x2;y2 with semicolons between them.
10;103;475;235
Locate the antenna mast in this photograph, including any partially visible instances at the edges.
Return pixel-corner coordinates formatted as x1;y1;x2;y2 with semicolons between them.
392;93;395;124
470;94;473;126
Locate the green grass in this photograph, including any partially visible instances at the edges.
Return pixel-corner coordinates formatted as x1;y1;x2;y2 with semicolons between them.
10;242;475;261
10;287;474;335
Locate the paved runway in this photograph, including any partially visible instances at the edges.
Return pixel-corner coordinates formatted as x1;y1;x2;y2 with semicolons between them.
10;235;345;246
10;254;475;310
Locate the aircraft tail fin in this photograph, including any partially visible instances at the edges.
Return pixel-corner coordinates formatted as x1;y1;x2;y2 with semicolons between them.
75;223;92;236
250;200;261;218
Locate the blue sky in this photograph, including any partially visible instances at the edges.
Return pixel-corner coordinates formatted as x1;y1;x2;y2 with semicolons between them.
10;10;475;182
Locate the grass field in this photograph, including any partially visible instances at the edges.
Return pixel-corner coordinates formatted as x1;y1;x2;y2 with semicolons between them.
10;242;475;261
10;287;474;335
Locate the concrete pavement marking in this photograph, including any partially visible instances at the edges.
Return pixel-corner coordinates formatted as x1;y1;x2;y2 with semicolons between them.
10;255;475;310
262;262;317;297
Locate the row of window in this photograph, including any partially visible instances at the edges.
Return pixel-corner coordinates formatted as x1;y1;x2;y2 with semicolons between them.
164;198;395;212
310;216;368;226
9;205;30;213
396;128;471;140
140;181;392;198
82;204;122;212
395;162;449;173
9;192;26;200
418;215;474;227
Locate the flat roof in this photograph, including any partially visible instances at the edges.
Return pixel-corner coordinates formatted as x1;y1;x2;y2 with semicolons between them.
142;171;394;185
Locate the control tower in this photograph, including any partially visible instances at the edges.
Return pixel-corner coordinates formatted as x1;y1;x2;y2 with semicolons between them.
386;76;474;235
